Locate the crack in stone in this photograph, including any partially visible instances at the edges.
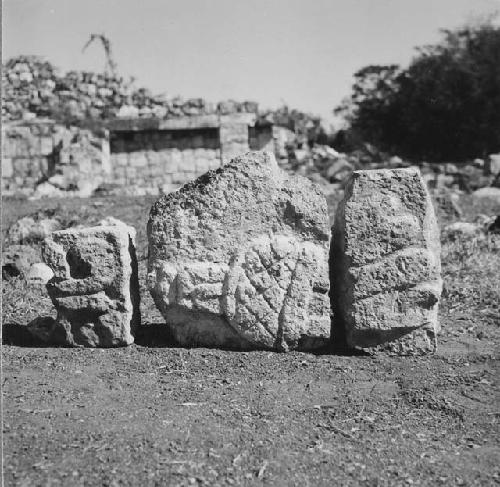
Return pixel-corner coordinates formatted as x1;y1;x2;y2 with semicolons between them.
274;254;302;352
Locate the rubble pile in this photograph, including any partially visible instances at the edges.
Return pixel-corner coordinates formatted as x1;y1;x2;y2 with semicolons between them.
283;142;499;204
2;56;259;123
2;56;59;121
281;144;389;189
258;105;324;146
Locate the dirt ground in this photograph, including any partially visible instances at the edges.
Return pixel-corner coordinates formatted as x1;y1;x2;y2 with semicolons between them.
2;192;499;486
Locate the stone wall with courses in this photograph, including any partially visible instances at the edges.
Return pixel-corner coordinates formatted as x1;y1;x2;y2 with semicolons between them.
2;121;58;195
110;148;221;191
109;127;221;191
2;121;111;196
1;121;220;196
249;124;274;155
220;121;252;165
2;114;278;196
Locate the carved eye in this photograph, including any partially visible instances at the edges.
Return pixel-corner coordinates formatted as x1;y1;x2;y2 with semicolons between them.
66;247;92;279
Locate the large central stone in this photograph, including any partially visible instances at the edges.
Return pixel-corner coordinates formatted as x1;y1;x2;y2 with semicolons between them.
147;151;330;351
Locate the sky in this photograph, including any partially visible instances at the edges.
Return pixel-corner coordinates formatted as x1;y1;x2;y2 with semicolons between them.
3;0;500;125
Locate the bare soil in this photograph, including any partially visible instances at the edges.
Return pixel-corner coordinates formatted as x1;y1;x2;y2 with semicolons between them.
2;193;499;486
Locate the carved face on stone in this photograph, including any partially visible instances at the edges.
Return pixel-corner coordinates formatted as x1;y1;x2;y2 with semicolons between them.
332;168;442;353
42;225;139;347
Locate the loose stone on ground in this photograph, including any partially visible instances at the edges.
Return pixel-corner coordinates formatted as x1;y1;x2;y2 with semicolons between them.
2;244;40;279
147;151;331;351
41;223;140;347
331;167;442;354
26;263;54;285
7;215;62;245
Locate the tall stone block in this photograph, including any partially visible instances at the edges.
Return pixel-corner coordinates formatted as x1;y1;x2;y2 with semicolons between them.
331;168;442;353
42;224;140;347
148;151;330;351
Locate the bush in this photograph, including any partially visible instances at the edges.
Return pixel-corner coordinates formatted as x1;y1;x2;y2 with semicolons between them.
336;19;500;161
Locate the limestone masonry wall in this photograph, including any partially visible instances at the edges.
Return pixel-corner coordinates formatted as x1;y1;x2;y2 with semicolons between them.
2;121;110;196
2;121;58;194
109;127;221;190
2;113;275;196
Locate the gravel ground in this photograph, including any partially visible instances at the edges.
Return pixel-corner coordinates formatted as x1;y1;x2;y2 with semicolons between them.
2;192;499;486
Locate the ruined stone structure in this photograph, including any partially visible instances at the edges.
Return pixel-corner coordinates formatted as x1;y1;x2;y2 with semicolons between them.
1;120;61;195
2;55;260;123
1;120;110;196
2;114;276;196
107;113;274;192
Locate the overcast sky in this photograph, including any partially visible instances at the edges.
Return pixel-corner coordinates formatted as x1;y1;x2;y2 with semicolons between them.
3;0;499;124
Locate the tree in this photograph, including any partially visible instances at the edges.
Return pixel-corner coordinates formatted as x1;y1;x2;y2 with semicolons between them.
336;20;500;161
334;64;402;151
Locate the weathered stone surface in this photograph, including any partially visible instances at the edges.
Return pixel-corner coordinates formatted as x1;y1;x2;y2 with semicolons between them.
2;158;13;178
147;151;330;351
472;187;500;204
8;216;62;244
97;216;137;240
29;182;65;199
331;168;442;353
2;244;40;279
444;222;481;238
42;224;140;347
486;153;500;176
26;262;54;284
433;190;463;219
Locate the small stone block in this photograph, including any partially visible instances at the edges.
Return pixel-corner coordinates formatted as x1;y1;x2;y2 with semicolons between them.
42;224;140;347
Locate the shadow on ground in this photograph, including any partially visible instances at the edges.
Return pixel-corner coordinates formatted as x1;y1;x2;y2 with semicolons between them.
2;322;48;347
2;321;179;349
2;321;367;356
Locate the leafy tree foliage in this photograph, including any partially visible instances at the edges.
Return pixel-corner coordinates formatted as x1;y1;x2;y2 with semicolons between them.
336;21;500;161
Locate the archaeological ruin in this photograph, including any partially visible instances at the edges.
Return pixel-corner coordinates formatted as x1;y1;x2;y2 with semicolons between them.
1;114;279;197
107;113;274;191
34;151;443;354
